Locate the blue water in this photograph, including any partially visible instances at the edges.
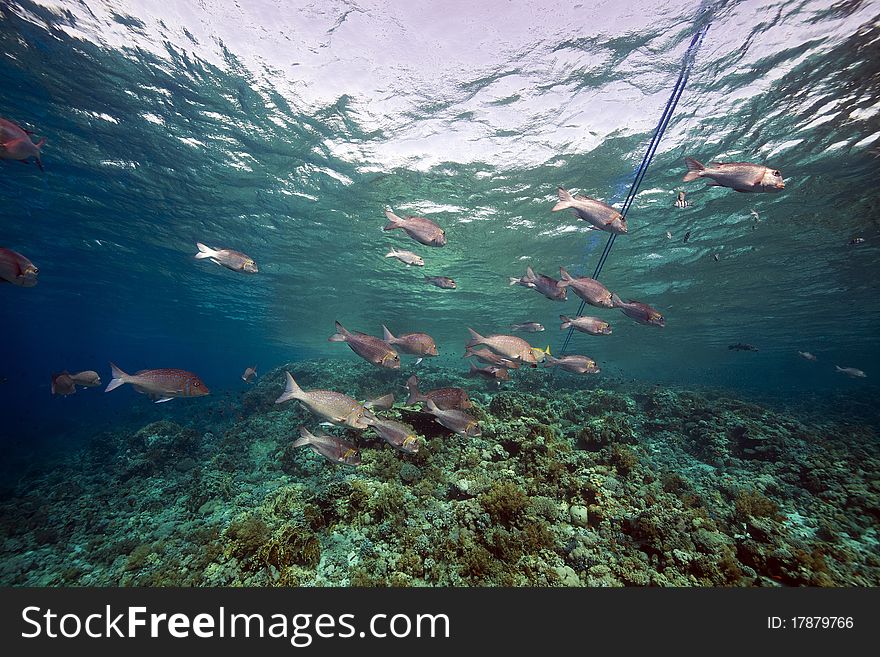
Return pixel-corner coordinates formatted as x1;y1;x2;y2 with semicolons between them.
1;0;878;453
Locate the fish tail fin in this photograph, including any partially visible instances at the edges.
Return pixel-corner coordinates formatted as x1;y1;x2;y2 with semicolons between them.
508;277;520;286
465;327;485;348
293;427;315;448
384;249;396;258
405;375;422;405
835;366;843;372
104;362;128;393
366;393;394;410
383;209;403;230
558;267;572;286
275;371;304;404
382;325;396;343
34;139;45;172
683;157;705;182
610;293;624;308
425;399;439;413
328;320;350;342
560;315;571;329
194;242;216;259
552;186;575;211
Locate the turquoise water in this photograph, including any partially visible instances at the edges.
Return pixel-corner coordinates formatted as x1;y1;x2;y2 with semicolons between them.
0;1;878;586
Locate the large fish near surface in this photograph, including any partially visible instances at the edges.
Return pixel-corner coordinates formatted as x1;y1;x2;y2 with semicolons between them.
552;187;627;234
544;354;600;375
194;242;258;273
467;362;509;381
384;209;447;247
0;247;39;287
682;157;785;193
382;325;438;357
0;118;45;170
611;294;665;327
464;347;520;369
105;363;209;402
275;372;374;428
366;417;420;454
835;365;866;379
424;400;481;437
466;328;537;366
294;427;361;465
385;248;424;267
405;375;471;411
557;268;613;308
560;315;612;335
509;266;567;301
329;320;400;369
425;275;456;289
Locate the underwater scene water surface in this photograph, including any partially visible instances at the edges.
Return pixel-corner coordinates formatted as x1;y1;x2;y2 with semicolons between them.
1;0;878;586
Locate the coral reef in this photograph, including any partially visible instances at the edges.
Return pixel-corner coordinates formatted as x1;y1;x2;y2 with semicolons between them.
0;359;878;587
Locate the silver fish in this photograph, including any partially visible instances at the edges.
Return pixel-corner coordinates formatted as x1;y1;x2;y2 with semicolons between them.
425;276;456;289
682;157;785;193
557;268;613;308
798;351;817;362
242;366;257;383
384;209;447;247
544;354;600;375
329;321;400;369
835;366;866;379
294;427;361;465
509;266;566;301
405;375;471;411
194;243;258;273
385;248;425;266
466;328;537;366
366;417;420;454
424;399;481;437
611;294;665;327
511;322;545;332
552;187;627;234
559;315;612;335
382;325;438;357
275;372;374;428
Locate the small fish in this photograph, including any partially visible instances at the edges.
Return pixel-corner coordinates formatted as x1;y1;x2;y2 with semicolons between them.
750;210;760;221
464;347;520;369
293;427;361;465
557;268;613;308
385;248;425;266
849;237;865;246
666;231;673;240
0;247;39;287
69;371;101;387
0;118;45;171
366;417;420;454
798;351;817;362
425;275;457;289
466;328;537;366
467;362;510;381
835;366;866;379
382;325;438;357
683;157;785;193
674;191;689;208
683;230;691;243
329;320;400;369
511;322;545;332
384;209;447;247
242;366;257;384
51;372;77;396
405;375;471;410
105;363;209;403
509;266;567;301
713;253;720;262
424;399;481;437
544;354;600;375
611;294;665;327
559;315;612;335
728;343;759;352
194;242;258;273
275;372;374;428
552;187;627;234
530;345;552;364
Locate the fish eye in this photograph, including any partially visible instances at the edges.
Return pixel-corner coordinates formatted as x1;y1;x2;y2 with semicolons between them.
194;381;200;387
773;170;780;177
32;268;39;274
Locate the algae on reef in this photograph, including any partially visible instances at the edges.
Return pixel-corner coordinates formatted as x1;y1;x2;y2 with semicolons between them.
0;359;878;587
